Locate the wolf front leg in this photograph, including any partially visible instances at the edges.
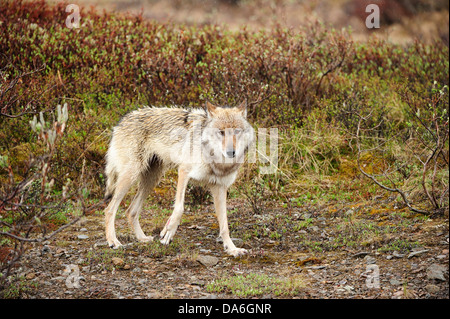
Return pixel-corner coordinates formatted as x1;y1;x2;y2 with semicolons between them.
160;167;189;245
210;185;247;257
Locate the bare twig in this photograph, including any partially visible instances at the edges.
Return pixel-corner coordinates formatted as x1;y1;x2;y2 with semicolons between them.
315;49;347;95
355;113;431;215
0;56;47;118
0;217;81;243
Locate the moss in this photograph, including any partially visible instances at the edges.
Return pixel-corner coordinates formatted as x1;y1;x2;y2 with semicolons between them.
338;158;359;178
8;143;32;169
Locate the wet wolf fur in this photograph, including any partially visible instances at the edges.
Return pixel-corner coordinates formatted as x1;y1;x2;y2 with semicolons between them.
104;101;254;256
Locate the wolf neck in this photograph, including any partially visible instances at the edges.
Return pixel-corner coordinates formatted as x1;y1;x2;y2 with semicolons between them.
209;162;241;177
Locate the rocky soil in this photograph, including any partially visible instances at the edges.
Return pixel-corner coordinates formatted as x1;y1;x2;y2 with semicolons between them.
6;196;449;299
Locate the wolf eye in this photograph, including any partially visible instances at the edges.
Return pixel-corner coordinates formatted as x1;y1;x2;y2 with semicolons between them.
217;130;225;137
234;129;242;135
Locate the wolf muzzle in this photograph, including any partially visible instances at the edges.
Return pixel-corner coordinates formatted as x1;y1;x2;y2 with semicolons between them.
226;149;236;158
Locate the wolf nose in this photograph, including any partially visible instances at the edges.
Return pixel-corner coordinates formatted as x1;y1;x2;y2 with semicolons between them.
226;150;236;158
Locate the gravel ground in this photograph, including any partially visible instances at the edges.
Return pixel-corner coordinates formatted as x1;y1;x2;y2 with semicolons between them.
5;196;448;300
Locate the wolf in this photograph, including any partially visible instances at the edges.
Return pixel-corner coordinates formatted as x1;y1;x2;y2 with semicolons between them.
103;101;255;257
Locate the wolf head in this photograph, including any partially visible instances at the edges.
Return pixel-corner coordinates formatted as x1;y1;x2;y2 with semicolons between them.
202;101;254;164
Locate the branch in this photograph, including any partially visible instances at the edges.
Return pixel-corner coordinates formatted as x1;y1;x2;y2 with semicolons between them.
0;55;47;118
315;46;347;95
355;113;431;215
0;216;81;243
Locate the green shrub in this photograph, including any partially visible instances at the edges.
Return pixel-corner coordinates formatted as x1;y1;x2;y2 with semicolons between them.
0;0;448;209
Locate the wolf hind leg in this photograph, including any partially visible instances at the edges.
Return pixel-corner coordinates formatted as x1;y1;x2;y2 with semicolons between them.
127;165;164;243
105;173;134;248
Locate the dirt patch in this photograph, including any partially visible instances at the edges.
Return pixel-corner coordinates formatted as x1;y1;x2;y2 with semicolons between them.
6;197;448;299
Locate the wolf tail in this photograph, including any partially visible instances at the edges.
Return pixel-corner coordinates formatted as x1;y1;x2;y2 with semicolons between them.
104;163;117;202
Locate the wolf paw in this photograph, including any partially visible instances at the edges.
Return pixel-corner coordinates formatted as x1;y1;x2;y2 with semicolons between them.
160;226;177;245
108;239;123;249
227;247;248;257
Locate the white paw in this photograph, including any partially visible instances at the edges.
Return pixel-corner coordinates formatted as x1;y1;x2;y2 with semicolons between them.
227;247;248;257
108;239;123;249
160;225;177;245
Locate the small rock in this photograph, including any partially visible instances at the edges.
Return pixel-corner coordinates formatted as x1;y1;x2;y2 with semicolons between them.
390;279;401;286
364;255;376;264
141;257;153;264
123;264;131;270
301;213;312;220
26;272;36;280
306;265;328;270
426;263;447;281
80;228;88;232
352;252;370;258
77;234;89;240
392;251;405;258
111;257;125;267
425;284;440;294
51;276;66;281
147;291;162;298
309;226;320;232
339;279;347;285
94;240;108;248
190;278;206;286
138;279;148;285
343;285;354;293
407;249;429;259
196;255;219;267
41;245;51;255
336;285;354;293
61;265;74;277
200;294;218;299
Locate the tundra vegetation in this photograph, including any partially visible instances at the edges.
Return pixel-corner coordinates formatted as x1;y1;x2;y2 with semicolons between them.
0;0;448;299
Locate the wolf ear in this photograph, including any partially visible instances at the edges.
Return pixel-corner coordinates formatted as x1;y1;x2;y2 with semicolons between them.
237;100;247;118
205;101;218;117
